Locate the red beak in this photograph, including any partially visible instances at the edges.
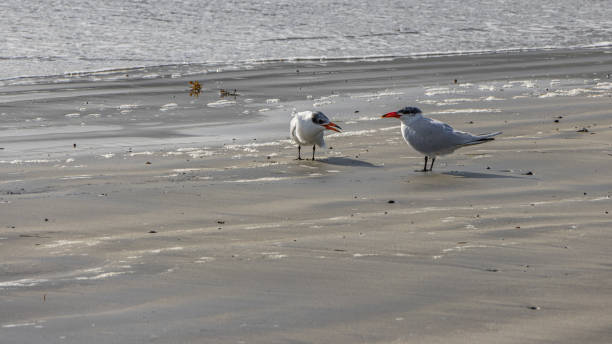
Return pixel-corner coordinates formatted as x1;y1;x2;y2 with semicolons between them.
324;122;342;132
381;111;400;118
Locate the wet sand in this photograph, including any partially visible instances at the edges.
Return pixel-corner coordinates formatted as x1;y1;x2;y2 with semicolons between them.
2;49;612;343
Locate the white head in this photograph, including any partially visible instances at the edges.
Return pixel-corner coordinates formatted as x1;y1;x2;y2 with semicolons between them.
303;111;342;133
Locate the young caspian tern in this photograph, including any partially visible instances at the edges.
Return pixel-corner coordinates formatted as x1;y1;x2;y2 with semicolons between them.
382;106;501;171
290;110;341;160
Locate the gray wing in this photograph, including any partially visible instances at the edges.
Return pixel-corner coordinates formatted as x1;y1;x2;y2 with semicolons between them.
407;117;494;155
290;116;299;144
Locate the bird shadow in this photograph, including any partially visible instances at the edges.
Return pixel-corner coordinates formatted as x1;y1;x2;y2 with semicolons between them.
318;156;382;168
442;170;527;179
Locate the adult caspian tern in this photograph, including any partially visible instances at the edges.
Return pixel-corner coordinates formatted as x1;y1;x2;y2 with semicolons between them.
382;106;501;171
290;110;341;160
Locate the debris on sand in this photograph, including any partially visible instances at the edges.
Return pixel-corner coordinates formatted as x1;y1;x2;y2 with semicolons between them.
576;127;589;133
189;81;203;97
219;88;239;97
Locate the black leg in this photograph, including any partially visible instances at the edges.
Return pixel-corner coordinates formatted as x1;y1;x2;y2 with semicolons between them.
312;145;316;160
429;157;436;171
421;156;428;172
296;145;302;160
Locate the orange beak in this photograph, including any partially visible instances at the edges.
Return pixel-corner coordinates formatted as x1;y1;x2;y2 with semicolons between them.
381;111;400;118
324;122;342;132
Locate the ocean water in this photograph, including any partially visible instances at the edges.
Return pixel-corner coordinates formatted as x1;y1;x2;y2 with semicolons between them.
2;0;612;81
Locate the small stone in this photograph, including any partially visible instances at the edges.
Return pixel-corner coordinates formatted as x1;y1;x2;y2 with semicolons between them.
524;171;534;175
554;119;559;123
485;268;499;272
145;161;151;165
148;230;157;233
527;306;540;310
576;127;589;133
387;200;395;204
217;220;225;224
44;218;49;222
486;166;491;170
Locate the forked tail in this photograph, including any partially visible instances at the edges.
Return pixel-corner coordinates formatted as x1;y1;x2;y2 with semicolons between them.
463;131;502;146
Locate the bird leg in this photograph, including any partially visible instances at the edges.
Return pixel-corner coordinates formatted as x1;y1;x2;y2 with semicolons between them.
296;145;302;160
418;156;428;172
312;145;316;160
429;157;436;171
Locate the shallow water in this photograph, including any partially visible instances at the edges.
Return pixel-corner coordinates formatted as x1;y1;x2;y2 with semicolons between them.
2;0;612;80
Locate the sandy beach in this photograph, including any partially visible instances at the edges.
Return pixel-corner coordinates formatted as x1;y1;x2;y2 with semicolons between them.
2;49;612;343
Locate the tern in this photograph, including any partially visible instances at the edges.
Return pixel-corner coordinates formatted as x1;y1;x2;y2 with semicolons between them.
382;106;501;171
290;110;342;160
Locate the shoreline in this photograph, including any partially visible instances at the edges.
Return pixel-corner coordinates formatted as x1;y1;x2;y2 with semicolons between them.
2;45;611;85
1;47;611;163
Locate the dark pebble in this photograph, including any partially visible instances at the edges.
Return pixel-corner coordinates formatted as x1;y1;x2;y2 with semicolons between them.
148;230;157;233
387;200;395;204
554;119;559;123
145;161;151;165
527;306;540;310
524;171;534;175
485;268;499;272
44;218;49;222
217;220;225;224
